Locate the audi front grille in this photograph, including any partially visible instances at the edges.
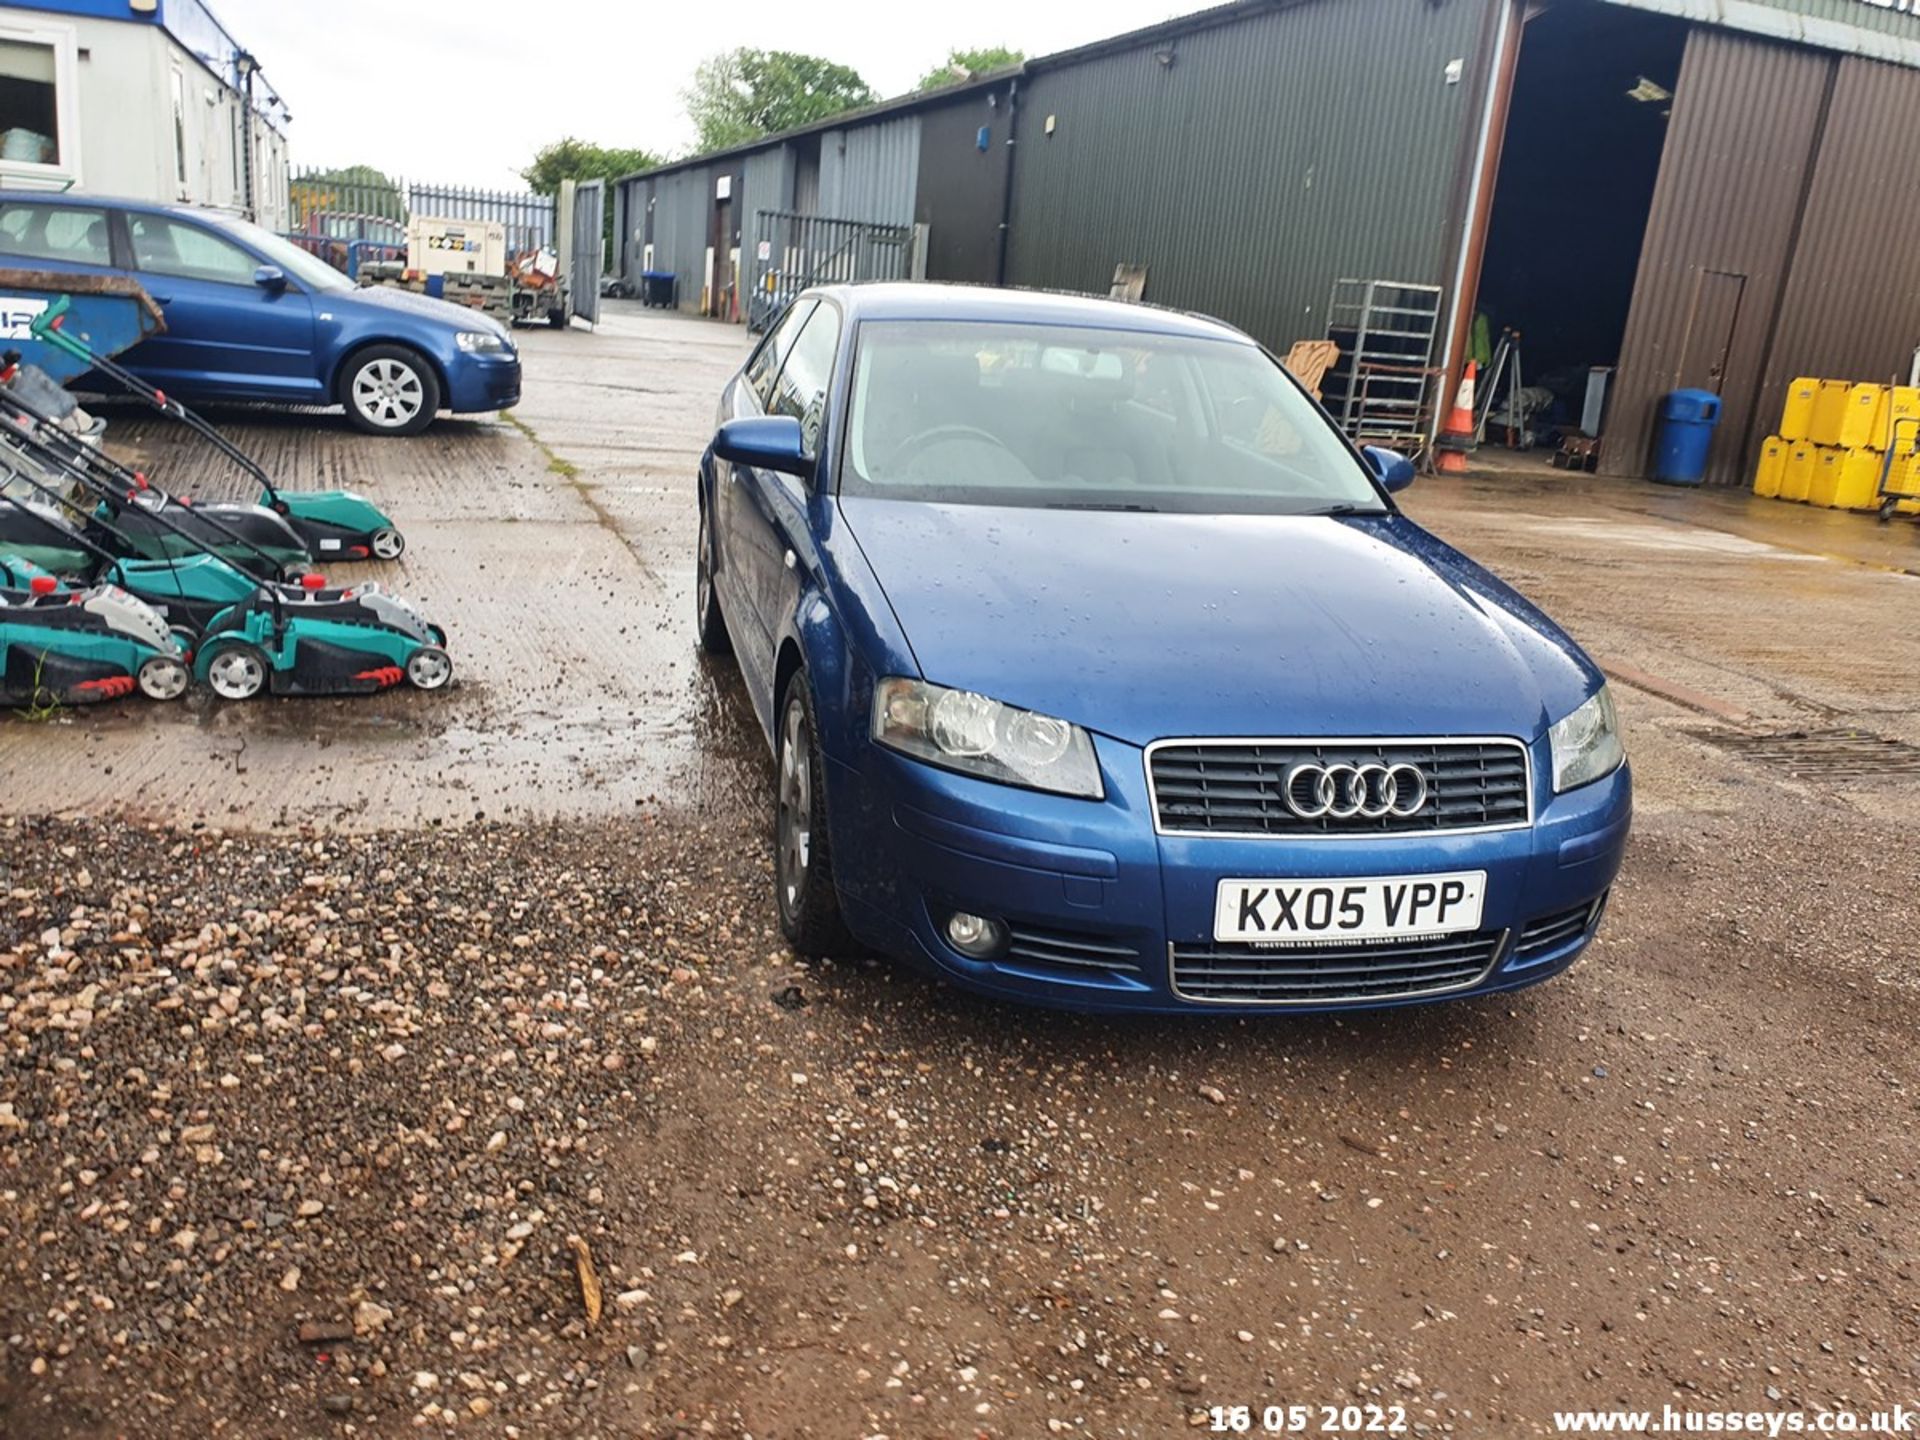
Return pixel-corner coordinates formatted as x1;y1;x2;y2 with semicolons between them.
1146;738;1532;837
1170;929;1507;1004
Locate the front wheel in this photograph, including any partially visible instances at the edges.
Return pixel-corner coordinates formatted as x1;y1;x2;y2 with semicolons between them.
695;504;730;656
370;527;406;560
774;676;853;958
341;345;440;437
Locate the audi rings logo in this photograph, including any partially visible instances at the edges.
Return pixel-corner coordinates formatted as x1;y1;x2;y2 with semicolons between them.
1282;762;1431;821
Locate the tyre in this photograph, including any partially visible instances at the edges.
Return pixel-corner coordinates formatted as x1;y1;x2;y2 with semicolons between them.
695;503;731;656
547;308;567;330
405;645;453;691
370;527;406;560
136;654;190;702
341;345;440;437
204;643;269;701
774;674;854;958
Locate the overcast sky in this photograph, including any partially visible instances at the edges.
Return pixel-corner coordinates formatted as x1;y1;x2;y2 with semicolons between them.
210;0;1189;188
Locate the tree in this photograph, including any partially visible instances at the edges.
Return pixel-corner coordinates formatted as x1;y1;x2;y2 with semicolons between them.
291;163;403;224
521;138;661;195
684;49;877;153
916;46;1024;92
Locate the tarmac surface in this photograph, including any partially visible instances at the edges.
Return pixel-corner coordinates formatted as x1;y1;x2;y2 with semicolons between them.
2;302;1918;1438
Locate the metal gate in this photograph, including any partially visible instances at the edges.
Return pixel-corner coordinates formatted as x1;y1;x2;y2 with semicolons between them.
747;210;917;332
570;179;604;326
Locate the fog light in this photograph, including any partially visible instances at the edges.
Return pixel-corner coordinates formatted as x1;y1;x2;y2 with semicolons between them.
945;911;1005;959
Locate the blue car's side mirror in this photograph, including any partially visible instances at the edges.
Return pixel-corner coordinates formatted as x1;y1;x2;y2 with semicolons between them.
254;265;287;293
1364;445;1417;493
714;415;810;477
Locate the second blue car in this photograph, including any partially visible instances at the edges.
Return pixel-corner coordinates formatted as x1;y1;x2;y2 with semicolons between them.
0;191;520;435
696;283;1630;1015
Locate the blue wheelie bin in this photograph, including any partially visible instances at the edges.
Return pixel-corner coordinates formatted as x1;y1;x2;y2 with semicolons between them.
1651;389;1722;486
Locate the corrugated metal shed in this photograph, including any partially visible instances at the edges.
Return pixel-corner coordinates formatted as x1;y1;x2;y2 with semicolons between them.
1606;26;1920;484
1603;29;1833;484
1606;0;1920;66
1747;53;1920;465
1005;0;1500;354
741;145;795;281
817;114;921;225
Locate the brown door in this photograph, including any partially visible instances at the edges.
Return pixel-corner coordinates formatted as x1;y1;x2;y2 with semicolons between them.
1677;268;1746;393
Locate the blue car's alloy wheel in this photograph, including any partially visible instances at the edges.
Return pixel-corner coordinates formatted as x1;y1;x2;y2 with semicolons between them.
695;505;730;655
774;679;852;957
342;346;440;437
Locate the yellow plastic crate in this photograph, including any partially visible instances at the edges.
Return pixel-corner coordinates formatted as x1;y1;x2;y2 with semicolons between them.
1780;442;1817;502
1753;436;1788;497
1839;383;1888;450
1833;448;1885;510
1778;377;1819;440
1808;380;1850;446
1806;446;1846;507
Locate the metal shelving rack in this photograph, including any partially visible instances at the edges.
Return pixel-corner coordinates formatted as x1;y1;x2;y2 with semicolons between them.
1319;278;1445;462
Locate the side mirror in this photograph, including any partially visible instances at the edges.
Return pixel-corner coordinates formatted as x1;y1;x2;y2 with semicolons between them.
714;415;810;477
1363;445;1417;493
254;265;287;293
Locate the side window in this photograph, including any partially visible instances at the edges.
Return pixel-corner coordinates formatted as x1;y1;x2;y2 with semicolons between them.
769;304;842;457
127;214;261;286
744;299;815;409
0;203;110;266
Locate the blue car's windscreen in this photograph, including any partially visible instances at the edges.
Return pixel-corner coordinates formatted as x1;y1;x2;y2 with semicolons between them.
841;320;1386;515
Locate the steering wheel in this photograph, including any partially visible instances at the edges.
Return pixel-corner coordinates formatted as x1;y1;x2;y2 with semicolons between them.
887;423;1020;473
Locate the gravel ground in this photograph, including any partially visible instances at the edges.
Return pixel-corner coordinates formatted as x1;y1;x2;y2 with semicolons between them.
4;779;1917;1438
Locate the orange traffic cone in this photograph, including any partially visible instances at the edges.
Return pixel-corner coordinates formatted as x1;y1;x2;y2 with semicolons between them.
1436;361;1477;474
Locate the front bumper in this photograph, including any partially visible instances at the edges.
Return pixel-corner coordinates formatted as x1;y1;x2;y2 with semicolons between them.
444;351;522;413
827;731;1631;1015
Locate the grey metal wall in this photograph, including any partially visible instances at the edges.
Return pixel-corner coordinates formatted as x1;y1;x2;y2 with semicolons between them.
1605;28;1920;484
817;113;921;225
648;164;714;305
1004;0;1502;354
741;145;795;285
1608;0;1920;63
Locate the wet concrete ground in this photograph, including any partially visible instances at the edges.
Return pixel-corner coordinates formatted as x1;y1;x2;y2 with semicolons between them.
4;303;1920;1438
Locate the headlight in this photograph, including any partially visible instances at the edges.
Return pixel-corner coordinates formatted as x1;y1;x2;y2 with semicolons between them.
871;678;1103;799
456;331;507;354
1548;685;1624;792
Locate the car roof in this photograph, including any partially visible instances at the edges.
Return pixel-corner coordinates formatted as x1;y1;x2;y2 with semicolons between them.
812;282;1256;344
0;190;231;223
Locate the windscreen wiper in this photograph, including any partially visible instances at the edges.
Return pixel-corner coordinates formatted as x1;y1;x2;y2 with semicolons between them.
1298;502;1385;517
1044;501;1160;512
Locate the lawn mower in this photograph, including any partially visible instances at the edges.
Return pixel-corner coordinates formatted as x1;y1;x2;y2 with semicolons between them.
0;569;189;708
1;473;453;701
22;304;407;561
0;377;311;580
0;458;295;641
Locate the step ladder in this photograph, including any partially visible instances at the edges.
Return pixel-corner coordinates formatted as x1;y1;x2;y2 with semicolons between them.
1320;278;1445;462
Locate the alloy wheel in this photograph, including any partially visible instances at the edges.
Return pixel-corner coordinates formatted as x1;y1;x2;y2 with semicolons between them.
777;695;812;917
371;528;406;560
351;359;425;430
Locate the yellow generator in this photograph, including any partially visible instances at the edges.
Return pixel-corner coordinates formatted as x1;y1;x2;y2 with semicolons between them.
1753;436;1787;497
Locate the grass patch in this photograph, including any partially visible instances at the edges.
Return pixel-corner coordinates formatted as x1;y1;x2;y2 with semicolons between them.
506;413;580;478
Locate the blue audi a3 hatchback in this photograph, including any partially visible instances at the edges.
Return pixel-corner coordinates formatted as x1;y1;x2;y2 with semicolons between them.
0;191;520;436
697;284;1630;1014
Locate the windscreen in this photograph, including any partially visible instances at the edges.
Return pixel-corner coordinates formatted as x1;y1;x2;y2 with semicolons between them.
842;320;1385;515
